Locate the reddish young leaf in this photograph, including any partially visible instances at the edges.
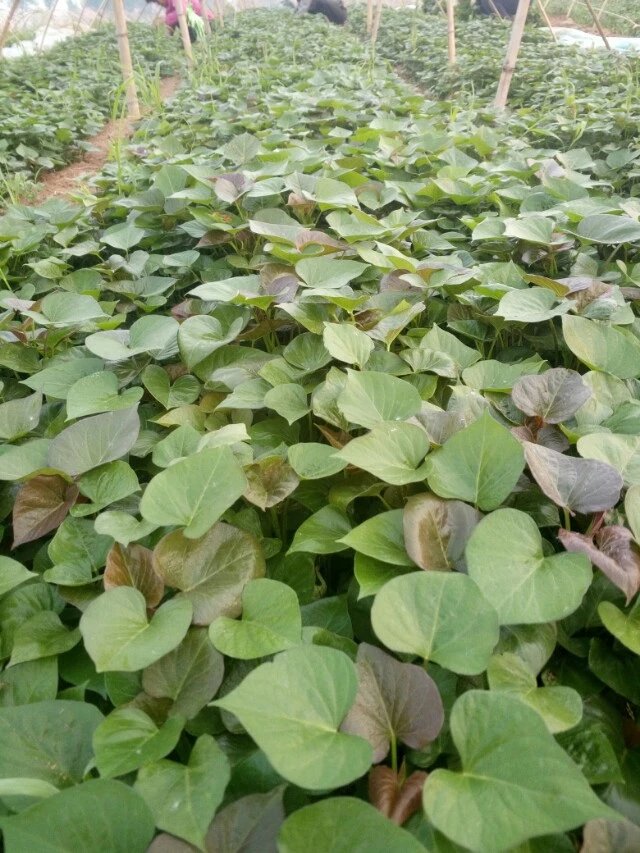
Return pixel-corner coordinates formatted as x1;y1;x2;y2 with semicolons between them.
104;543;164;608
341;643;444;763
403;492;481;571
369;765;397;818
12;475;78;547
389;771;428;826
244;457;300;511
558;526;640;603
369;766;427;826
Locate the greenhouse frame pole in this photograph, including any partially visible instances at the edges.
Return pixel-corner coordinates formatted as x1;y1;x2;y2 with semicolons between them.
74;0;92;35
536;0;557;42
175;0;194;64
113;0;141;118
39;0;62;53
494;0;532;109
582;0;611;49
93;0;110;29
446;0;456;64
201;0;212;35
0;0;21;53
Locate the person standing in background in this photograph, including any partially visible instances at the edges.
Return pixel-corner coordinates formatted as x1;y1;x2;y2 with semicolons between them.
145;0;214;41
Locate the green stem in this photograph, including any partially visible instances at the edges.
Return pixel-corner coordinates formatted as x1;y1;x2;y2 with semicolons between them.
563;506;571;531
389;730;398;775
269;507;281;541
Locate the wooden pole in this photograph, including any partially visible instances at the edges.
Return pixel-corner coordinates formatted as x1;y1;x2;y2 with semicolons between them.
366;0;374;34
536;0;557;41
494;0;532;110
216;0;224;28
39;0;61;52
135;3;148;21
582;0;611;49
370;0;383;44
201;0;212;35
112;0;141;118
0;0;21;53
175;0;193;64
446;0;456;63
486;0;504;18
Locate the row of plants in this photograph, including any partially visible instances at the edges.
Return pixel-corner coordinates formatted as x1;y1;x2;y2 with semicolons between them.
353;8;640;153
544;0;640;35
0;8;639;851
0;24;177;198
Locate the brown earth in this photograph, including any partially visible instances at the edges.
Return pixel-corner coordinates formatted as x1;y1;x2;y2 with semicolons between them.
31;75;181;205
547;14;616;38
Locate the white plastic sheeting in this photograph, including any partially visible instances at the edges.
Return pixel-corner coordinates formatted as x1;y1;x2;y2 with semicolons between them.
552;26;640;53
0;0;150;58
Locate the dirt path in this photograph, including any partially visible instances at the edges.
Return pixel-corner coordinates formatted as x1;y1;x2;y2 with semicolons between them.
32;75;181;204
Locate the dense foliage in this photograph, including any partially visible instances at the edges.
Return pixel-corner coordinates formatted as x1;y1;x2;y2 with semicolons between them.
354;9;640;151
0;24;177;192
0;10;639;852
545;0;639;34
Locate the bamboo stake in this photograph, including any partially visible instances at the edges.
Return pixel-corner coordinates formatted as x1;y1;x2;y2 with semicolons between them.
74;0;92;34
582;0;611;49
135;3;148;21
216;0;224;28
370;0;383;45
486;0;504;19
39;0;61;52
201;0;212;35
446;0;456;63
366;0;374;34
494;0;532;110
112;0;141;118
175;0;193;64
0;0;21;53
536;0;557;41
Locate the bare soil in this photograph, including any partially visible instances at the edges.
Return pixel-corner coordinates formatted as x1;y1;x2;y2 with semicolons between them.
31;75;181;205
547;14;616;38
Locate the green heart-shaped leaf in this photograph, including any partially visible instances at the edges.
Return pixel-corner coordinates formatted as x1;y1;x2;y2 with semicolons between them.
209;578;302;659
466;508;592;625
423;691;618;851
80;587;192;672
424;411;525;511
371;572;499;675
214;646;372;790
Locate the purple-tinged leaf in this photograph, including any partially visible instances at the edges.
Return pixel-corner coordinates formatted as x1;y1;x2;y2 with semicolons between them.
244;456;300;511
581;818;640;852
403;492;481;571
523;442;622;514
341;642;444;763
12;475;78;547
104;543;164;609
512;368;591;424
512;423;569;452
369;766;427;825
558;526;640;604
